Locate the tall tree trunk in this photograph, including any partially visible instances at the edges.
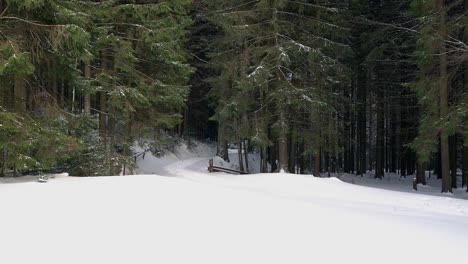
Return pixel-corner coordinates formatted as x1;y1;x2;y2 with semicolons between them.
14;78;26;113
350;104;355;173
277;112;288;172
438;0;451;193
184;107;189;136
416;159;426;185
278;136;288;172
238;139;244;173
84;63;91;114
395;92;401;174
464;65;468;188
243;140;249;173
390;103;397;173
367;67;373;172
464;14;468;191
270;141;277;173
464;148;468;191
435;145;442;179
314;150;321;177
260;148;264;173
108;107;116;175
50;62;58;113
100;50;111;174
375;84;384;179
449;135;457;188
298;141;305;174
0;79;5;110
99;93;107;137
385;101;390;173
343;88;351;173
288;126;297;173
401;149;407;177
122;116;132;176
57;77;64;110
216;125;229;162
356;64;367;176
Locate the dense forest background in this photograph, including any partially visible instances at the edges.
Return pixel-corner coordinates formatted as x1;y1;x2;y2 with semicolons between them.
0;0;466;193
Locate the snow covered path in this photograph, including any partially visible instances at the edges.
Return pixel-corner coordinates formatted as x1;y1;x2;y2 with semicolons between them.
1;149;468;264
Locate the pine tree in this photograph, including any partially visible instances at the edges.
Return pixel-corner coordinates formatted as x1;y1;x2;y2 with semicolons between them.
0;0;194;176
207;0;350;173
410;0;467;192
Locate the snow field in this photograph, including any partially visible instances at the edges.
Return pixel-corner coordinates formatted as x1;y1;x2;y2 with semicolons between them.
1;141;467;264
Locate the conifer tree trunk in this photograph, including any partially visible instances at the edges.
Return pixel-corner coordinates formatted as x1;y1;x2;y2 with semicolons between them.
109;107;116;176
390;97;397;173
184;107;189;136
216;125;229;162
395;92;401;174
438;0;451;193
277;112;288;172
14;78;26;113
416;159;426;185
84;63;91;114
343;92;350;173
464;67;468;189
50;62;58;112
375;84;384;179
357;65;366;176
298;141;305;174
238;139;244;173
350;107;355;173
278;136;288;172
100;50;111;174
0;79;5;110
243;140;249;173
270;141;278;173
464;10;468;191
367;67;373;172
99;93;107;136
260;148;264;173
1;151;5;177
464;147;468;190
57;78;64;110
314;150;320;177
99;49;110;139
449;135;457;188
289;126;297;173
122;116;132;176
435;145;442;179
384;102;390;173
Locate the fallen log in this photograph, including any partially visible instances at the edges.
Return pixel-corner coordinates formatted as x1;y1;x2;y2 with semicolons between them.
208;159;249;175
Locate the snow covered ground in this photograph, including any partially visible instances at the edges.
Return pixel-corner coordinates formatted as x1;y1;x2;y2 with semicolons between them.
340;172;468;200
1;141;468;264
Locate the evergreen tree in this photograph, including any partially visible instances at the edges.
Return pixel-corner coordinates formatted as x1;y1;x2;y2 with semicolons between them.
207;0;350;173
410;0;467;192
0;0;193;176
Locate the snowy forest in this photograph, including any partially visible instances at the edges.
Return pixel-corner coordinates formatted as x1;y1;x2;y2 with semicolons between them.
0;0;467;193
1;1;468;263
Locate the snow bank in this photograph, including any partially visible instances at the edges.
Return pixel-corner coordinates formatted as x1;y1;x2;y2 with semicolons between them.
1;170;467;264
1;141;467;264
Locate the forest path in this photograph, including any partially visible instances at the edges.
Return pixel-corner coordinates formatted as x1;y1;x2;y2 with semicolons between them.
143;152;468;220
164;157;210;177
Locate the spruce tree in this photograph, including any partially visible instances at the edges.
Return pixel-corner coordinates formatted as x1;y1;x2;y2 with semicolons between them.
410;0;467;192
207;0;350;173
